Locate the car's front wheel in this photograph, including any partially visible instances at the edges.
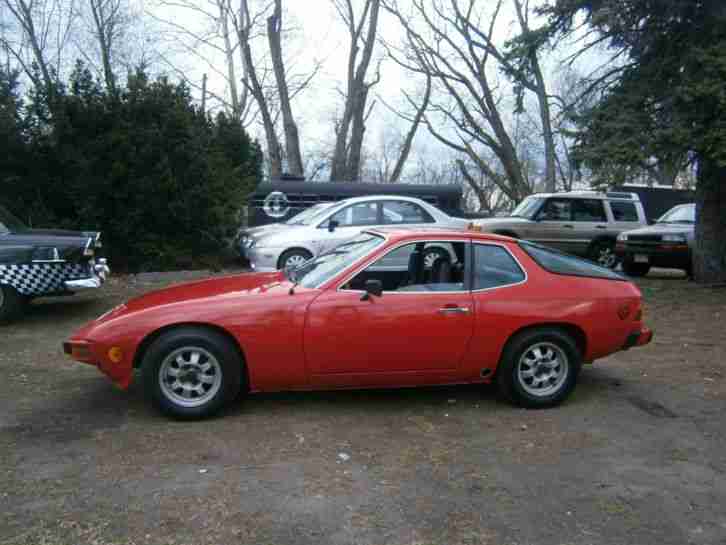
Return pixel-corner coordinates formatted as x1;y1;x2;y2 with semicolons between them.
0;284;26;324
497;328;581;408
622;260;651;277
142;327;243;419
277;248;312;271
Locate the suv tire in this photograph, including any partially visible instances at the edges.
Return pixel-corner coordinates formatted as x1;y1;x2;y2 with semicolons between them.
0;284;26;324
588;240;618;269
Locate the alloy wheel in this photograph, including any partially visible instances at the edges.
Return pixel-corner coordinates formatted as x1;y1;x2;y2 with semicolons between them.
158;346;223;408
516;342;569;397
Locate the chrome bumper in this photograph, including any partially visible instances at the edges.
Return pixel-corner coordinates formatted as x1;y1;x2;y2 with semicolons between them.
64;258;110;290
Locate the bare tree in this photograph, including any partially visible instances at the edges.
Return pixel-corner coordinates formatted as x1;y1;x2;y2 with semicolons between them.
330;0;381;181
0;0;77;97
87;0;124;93
267;0;302;175
382;0;559;202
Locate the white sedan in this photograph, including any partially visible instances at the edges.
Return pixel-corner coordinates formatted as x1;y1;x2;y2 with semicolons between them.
245;195;470;271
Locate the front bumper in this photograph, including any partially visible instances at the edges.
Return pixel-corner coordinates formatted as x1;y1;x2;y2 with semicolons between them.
622;327;654;350
615;242;691;268
246;247;283;272
64;258;110;290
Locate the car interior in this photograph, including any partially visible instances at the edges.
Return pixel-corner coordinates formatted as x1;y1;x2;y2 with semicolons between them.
340;241;526;294
342;241;467;292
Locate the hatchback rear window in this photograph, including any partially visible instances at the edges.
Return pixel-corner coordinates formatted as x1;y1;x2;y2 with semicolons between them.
519;242;626;281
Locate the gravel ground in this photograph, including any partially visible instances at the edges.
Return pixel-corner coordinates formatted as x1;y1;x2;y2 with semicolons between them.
1;268;725;545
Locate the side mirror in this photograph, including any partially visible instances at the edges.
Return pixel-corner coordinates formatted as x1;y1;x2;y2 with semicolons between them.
360;279;383;301
328;219;339;233
648;218;657;225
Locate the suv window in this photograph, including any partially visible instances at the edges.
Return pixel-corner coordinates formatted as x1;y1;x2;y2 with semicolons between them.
381;201;433;224
572;199;607;222
328;202;379;227
537;199;571;221
473;244;525;290
520;241;624;281
610;201;639;222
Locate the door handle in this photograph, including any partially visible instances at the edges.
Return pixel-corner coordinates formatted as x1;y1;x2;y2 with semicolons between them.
595;225;607;229
563;224;574;229
438;306;470;314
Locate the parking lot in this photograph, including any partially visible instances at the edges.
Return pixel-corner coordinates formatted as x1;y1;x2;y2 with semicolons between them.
1;269;725;545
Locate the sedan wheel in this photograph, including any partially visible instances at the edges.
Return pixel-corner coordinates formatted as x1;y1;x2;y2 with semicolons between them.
142;327;243;419
278;249;312;271
0;284;25;324
497;328;581;408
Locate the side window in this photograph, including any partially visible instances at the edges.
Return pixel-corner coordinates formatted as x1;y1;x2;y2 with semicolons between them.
381;201;434;224
572;199;607;222
537;199;571;221
329;202;379;227
473;245;525;290
610;201;639;222
342;241;467;292
520;241;624;280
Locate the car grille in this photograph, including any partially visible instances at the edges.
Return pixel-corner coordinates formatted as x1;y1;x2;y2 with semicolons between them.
627;234;662;243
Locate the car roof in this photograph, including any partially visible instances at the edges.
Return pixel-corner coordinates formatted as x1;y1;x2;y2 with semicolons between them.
527;190;640;201
331;194;431;206
365;226;514;243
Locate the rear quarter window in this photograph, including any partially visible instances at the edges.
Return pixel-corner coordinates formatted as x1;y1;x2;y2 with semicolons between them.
519;241;626;281
610;201;639;222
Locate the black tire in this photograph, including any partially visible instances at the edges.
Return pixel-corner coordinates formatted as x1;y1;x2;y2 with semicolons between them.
496;328;582;409
622;260;651;277
0;284;26;324
277;248;313;271
588;240;618;269
423;246;450;269
141;327;243;419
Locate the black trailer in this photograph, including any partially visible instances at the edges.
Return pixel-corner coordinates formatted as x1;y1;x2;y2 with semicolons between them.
246;180;463;227
619;185;694;220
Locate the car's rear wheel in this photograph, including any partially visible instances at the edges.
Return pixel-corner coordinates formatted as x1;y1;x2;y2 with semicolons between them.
142;327;242;419
588;240;618;269
497;328;581;408
277;248;312;271
622;260;651;277
0;284;26;324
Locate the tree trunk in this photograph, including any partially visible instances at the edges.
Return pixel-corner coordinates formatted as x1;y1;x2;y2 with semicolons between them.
267;0;303;176
219;0;240;119
693;157;726;283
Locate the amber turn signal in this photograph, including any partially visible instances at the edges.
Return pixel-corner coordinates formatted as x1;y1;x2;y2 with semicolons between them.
108;346;124;363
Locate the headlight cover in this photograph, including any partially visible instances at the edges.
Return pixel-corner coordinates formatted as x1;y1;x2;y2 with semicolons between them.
662;234;687;243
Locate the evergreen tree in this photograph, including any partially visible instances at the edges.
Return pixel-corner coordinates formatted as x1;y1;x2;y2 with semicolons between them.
544;0;726;283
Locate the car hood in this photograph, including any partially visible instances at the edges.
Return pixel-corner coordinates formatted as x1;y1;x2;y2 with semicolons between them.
253;225;309;245
119;271;285;314
624;223;693;236
243;223;289;238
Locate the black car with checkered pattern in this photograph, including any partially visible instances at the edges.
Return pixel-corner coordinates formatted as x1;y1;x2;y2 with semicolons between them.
0;205;110;323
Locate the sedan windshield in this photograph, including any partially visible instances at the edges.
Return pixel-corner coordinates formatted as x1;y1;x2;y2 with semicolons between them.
0;204;27;234
292;233;385;289
285;202;335;226
657;204;695;224
510;197;544;219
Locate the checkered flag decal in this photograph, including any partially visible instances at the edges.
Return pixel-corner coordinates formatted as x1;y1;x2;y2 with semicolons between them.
0;263;90;296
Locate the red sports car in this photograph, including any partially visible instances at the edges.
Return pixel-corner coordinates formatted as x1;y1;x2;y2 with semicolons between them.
65;229;652;419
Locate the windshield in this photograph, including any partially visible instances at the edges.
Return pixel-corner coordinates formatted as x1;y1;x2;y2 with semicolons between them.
285;203;335;226
292;233;385;288
0;204;27;234
657;204;695;224
510;197;544;219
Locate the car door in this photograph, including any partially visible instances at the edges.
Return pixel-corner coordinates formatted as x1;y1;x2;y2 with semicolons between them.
570;198;609;256
315;202;380;254
530;198;576;253
303;240;474;382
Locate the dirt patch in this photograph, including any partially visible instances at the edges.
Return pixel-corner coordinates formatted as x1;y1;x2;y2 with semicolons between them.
1;267;725;545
